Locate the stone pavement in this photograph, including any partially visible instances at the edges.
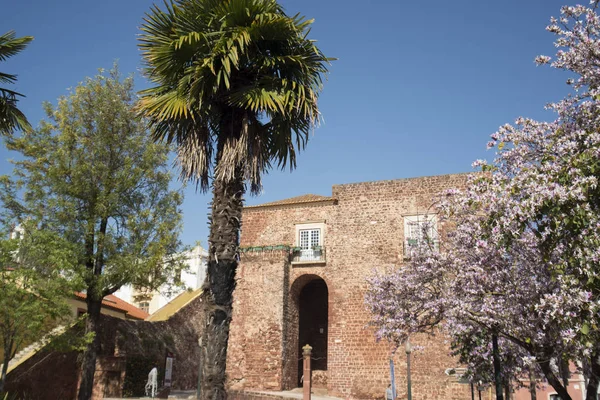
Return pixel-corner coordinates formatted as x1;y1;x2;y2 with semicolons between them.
104;388;343;400
249;388;342;400
104;389;196;399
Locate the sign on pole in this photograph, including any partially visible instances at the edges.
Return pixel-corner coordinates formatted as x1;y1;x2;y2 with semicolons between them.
165;352;174;388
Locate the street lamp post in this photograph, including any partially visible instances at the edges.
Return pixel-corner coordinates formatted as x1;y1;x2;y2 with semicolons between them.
477;384;485;400
405;339;412;400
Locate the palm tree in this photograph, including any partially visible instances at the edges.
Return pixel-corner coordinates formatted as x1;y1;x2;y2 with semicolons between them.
0;31;33;134
138;1;332;398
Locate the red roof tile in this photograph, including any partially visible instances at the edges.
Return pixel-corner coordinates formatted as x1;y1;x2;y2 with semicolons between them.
74;292;149;320
244;194;335;209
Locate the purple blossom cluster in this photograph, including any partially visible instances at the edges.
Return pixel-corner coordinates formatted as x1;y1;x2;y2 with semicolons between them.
366;2;600;399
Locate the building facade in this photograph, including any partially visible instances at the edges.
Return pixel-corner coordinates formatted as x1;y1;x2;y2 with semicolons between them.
226;174;473;400
114;244;208;315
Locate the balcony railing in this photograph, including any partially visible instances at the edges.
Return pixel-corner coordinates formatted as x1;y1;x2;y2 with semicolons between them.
291;246;326;264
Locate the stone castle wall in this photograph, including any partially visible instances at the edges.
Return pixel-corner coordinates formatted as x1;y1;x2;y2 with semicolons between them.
5;292;206;400
227;173;473;399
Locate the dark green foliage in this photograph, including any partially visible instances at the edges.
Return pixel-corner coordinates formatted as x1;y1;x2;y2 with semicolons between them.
0;31;33;135
1;64;186;400
0;223;73;392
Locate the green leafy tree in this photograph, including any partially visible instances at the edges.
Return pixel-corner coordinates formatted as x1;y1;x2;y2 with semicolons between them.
0;31;33;134
0;224;73;393
3;65;186;400
138;1;332;398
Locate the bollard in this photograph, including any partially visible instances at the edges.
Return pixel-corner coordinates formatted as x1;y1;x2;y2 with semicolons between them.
302;344;312;400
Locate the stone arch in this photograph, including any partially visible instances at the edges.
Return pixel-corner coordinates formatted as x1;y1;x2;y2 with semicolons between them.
282;274;330;389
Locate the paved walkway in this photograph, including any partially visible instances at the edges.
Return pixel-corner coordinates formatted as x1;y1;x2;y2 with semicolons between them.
104;388;343;400
250;388;342;400
104;389;196;399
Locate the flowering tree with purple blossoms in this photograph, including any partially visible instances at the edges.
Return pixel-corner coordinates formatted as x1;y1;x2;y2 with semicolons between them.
367;3;600;400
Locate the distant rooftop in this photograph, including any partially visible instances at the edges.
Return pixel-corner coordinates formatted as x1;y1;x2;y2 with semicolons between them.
244;194;336;209
147;287;203;322
74;292;149;320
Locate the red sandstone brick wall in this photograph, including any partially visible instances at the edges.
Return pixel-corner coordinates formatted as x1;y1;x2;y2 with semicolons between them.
227;174;473;400
5;292;206;399
4;351;79;400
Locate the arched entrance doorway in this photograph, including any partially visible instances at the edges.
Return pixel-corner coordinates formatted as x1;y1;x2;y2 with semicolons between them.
297;278;328;386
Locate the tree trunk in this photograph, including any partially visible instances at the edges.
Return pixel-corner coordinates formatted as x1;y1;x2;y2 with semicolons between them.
200;171;244;400
77;299;102;400
492;334;504;400
538;357;572;400
504;383;511;400
0;335;14;393
529;368;537;400
559;358;570;389
585;350;600;400
0;353;9;394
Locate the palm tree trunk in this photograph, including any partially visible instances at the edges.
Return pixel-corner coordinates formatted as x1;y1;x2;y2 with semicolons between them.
77;299;102;400
201;171;244;400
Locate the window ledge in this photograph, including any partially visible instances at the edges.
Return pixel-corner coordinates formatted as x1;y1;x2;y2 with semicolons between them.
291;260;327;266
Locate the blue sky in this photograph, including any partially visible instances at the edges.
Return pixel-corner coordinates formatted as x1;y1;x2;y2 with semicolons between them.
1;0;573;246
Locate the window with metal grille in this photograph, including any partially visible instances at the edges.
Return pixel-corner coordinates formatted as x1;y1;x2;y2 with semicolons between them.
406;220;435;243
404;215;438;258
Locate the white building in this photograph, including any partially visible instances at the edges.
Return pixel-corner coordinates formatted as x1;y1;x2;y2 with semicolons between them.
114;244;208;315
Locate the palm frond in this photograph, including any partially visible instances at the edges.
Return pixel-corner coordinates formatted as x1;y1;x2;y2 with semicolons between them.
0;95;31;134
0;31;33;135
138;0;333;193
0;71;17;85
0;31;33;62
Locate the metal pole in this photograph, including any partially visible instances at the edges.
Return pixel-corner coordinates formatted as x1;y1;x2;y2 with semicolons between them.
197;338;202;399
406;340;412;400
389;358;396;400
492;334;503;400
471;383;475;400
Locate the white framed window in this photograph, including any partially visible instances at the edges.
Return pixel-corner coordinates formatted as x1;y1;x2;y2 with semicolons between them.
138;302;150;313
299;228;321;250
294;222;325;263
403;214;438;258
